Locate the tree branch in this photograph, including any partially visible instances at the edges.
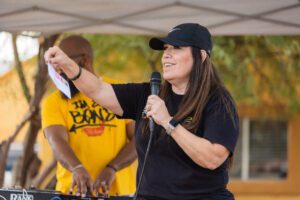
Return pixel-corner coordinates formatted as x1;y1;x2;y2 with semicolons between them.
12;33;31;103
0;108;35;187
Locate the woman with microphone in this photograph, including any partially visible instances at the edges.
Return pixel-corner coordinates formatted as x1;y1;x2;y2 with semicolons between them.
45;23;239;200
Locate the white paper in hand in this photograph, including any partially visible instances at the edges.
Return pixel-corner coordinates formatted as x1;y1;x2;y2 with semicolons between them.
48;64;71;99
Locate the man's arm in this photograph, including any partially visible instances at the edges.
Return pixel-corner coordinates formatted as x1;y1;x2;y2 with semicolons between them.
93;121;137;194
45;125;93;197
108;121;137;169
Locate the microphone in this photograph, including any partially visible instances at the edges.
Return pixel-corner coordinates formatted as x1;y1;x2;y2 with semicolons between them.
133;72;161;200
149;72;161;132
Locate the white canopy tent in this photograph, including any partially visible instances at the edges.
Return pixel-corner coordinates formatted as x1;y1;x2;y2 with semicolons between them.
0;0;300;36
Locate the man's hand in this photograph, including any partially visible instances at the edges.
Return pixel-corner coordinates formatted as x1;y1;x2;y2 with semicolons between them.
70;166;93;197
93;166;116;195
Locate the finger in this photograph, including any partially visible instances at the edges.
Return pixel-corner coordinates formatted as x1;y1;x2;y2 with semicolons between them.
146;111;156;119
93;180;100;193
146;104;151;111
146;99;156;107
142;108;147;118
87;179;93;195
146;110;152;118
44;46;59;63
148;95;160;100
106;182;111;193
80;179;87;197
44;47;54;63
100;181;108;194
49;54;63;65
70;177;77;195
76;179;81;196
149;98;165;111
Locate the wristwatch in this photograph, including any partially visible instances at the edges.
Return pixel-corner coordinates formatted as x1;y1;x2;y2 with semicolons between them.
166;118;179;135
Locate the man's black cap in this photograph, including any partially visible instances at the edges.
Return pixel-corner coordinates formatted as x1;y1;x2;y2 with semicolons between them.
149;23;212;55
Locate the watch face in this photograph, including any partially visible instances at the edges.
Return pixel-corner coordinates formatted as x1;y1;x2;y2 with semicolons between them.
166;118;179;135
169;119;179;127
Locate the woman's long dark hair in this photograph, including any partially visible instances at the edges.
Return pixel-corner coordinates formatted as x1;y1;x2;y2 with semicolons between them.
146;46;238;168
160;47;237;133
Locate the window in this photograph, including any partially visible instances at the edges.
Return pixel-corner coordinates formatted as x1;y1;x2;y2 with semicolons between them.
5;143;23;171
4;142;40;187
230;118;288;180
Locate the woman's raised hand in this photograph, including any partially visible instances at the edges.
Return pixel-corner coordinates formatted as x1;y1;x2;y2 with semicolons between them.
44;46;77;74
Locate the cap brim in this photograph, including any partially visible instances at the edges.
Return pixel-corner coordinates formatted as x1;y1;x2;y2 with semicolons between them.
149;37;191;50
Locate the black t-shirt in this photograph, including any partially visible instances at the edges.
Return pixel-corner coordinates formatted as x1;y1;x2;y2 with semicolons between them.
112;83;239;200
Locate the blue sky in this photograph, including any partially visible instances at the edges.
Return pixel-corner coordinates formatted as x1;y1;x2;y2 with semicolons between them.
0;32;39;76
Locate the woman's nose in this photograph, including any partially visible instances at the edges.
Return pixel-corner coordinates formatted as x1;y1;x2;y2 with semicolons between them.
163;50;171;59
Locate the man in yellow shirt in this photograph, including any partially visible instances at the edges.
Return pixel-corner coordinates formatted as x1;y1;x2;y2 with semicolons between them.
41;35;136;197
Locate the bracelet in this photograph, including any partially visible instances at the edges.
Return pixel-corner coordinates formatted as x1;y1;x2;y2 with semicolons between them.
106;164;118;172
70;164;84;172
69;66;82;81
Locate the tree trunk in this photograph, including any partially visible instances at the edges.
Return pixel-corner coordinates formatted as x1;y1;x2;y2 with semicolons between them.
12;34;59;187
12;34;31;103
32;158;56;189
0;110;35;187
0;140;10;187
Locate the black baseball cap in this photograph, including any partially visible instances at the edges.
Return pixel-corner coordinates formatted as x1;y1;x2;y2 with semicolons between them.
149;23;212;55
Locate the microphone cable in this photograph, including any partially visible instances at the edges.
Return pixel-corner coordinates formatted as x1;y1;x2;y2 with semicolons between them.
133;121;155;200
133;72;161;200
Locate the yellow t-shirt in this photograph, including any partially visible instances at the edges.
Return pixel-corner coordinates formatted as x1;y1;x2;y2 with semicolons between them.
41;77;136;195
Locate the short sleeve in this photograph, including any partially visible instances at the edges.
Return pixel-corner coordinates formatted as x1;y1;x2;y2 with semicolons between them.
202;93;239;154
41;92;67;130
112;83;149;120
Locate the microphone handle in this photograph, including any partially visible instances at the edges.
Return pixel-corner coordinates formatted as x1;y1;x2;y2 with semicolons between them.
151;83;160;95
149;118;155;132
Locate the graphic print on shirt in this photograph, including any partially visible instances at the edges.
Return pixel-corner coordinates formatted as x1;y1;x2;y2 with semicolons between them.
183;116;193;124
68;99;116;136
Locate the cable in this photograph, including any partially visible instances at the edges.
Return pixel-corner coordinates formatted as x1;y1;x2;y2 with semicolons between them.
0;194;8;200
133;126;155;200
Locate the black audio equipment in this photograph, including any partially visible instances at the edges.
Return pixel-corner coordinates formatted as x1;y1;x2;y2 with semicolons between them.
0;188;133;200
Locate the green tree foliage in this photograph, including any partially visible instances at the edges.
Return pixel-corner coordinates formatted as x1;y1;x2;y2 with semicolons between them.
213;36;300;112
62;34;300;112
84;34;161;82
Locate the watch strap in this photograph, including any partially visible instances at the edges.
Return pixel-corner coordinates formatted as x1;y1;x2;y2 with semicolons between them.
166;118;179;135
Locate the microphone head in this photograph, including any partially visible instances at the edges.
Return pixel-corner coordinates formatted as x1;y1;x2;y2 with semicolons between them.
150;71;161;84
